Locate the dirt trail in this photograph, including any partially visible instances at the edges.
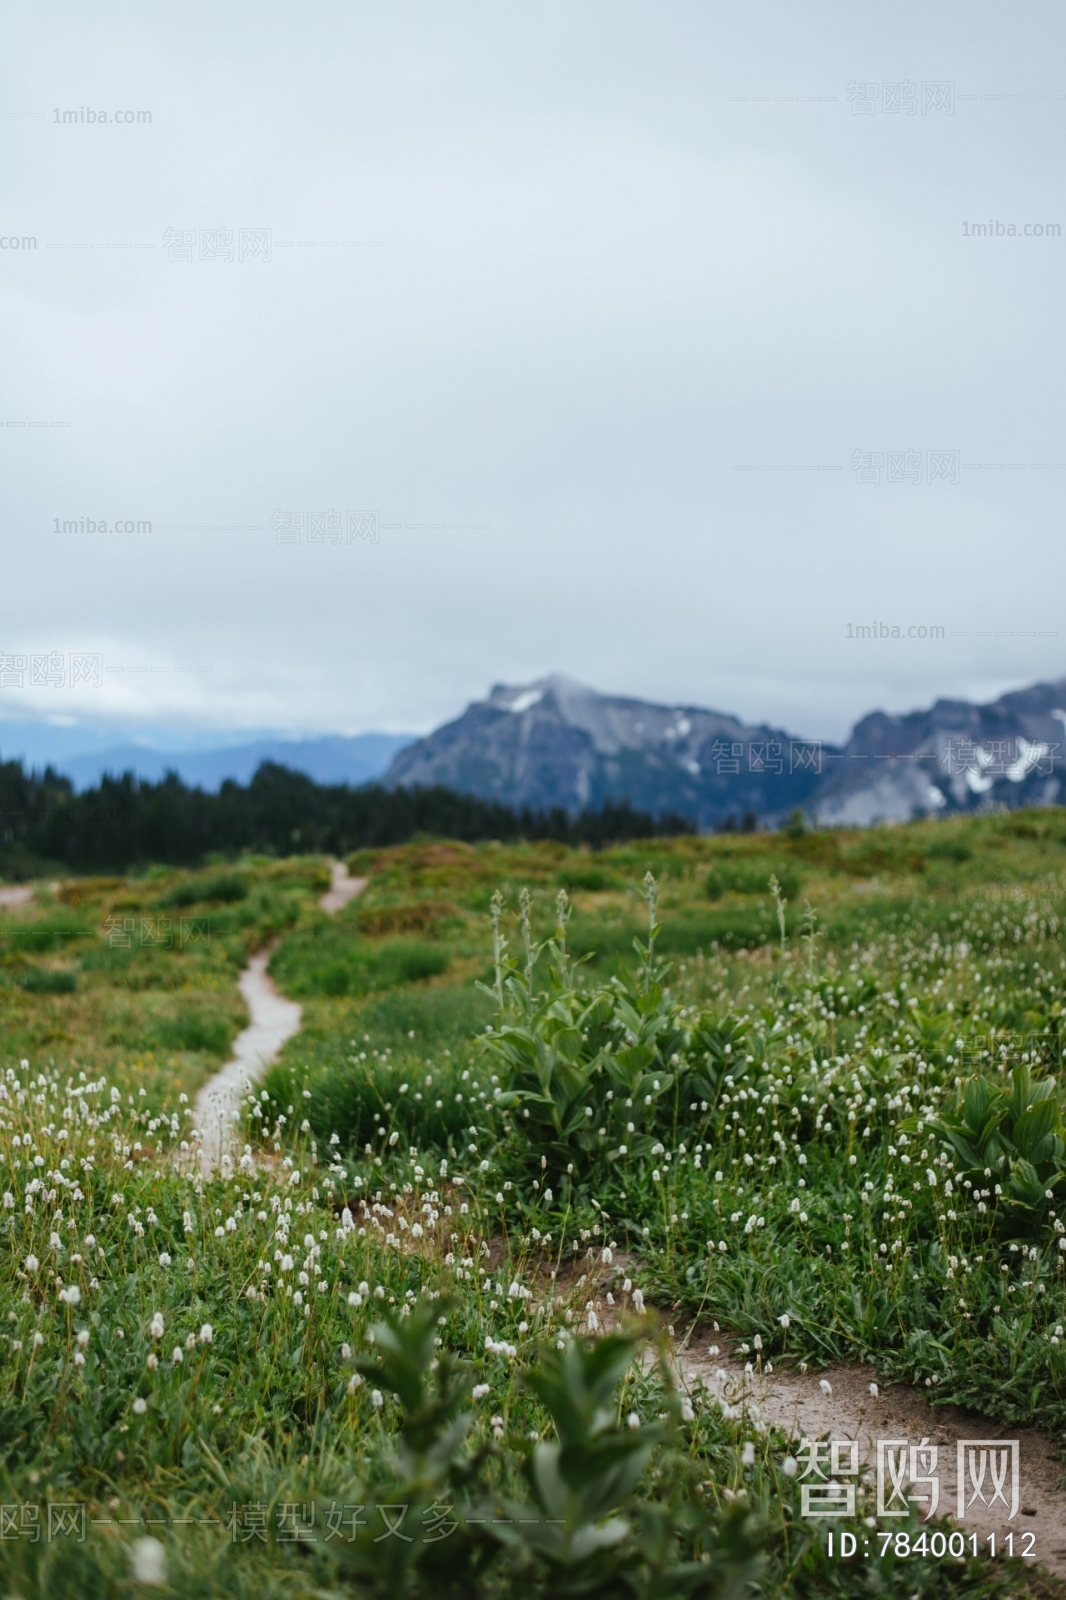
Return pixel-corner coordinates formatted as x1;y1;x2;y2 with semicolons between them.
674;1334;1066;1574
564;1257;1066;1575
0;885;34;908
0;881;58;908
192;860;366;1174
320;859;368;913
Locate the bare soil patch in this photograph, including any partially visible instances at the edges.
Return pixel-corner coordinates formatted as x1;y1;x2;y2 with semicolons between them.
677;1331;1066;1575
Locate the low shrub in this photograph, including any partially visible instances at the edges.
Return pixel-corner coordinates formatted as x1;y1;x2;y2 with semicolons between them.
356;900;461;938
151;1005;232;1056
15;965;78;994
159;872;249;909
705;860;802;901
555;866;620;893
279;938;450;999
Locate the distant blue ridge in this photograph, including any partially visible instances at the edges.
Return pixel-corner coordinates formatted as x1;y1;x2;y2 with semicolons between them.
0;726;415;793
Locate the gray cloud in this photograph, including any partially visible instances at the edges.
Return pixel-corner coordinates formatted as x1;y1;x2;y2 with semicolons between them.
1;0;1063;749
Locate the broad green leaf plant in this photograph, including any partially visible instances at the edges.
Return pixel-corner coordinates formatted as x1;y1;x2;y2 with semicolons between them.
925;1062;1066;1234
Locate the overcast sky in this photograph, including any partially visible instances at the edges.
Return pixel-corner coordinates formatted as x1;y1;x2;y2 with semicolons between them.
1;0;1064;749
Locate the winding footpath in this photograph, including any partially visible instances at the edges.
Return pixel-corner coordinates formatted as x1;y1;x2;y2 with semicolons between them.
193;860;366;1174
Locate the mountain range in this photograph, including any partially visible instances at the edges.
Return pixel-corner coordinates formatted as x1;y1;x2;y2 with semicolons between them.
6;671;1066;830
383;673;1066;829
385;676;824;824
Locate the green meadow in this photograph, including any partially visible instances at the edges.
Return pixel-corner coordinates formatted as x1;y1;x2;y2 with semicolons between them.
2;813;1066;1596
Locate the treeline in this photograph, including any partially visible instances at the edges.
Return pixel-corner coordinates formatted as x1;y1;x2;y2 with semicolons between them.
0;759;694;872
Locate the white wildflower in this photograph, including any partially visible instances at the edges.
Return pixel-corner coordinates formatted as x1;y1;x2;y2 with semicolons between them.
130;1536;167;1586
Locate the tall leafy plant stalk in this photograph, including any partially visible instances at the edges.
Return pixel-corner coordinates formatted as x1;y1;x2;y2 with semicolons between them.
480;879;688;1188
768;873;788;1000
491;889;507;1010
800;899;821;981
637;870;665;995
520;886;538;1001
768;873;787;957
